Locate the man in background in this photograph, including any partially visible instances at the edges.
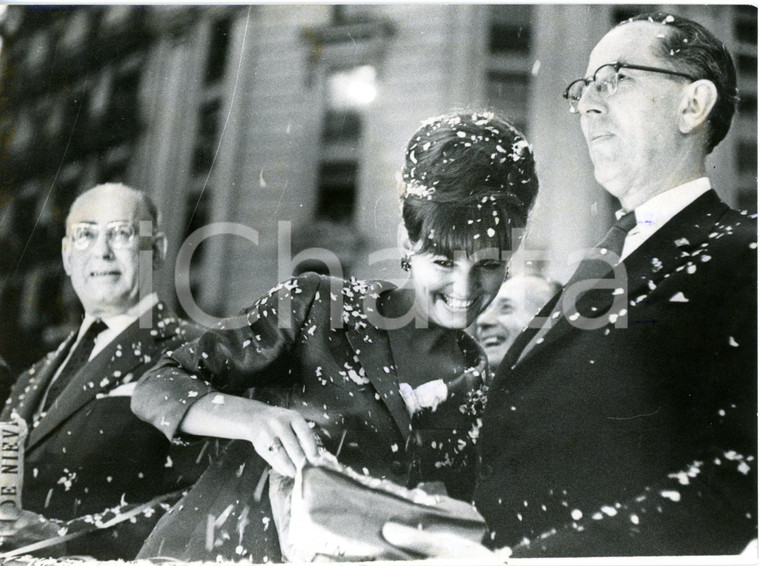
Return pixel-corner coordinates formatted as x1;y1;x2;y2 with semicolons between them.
0;183;210;559
474;275;559;372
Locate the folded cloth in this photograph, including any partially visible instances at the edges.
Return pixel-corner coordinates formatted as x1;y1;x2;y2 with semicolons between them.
275;456;487;562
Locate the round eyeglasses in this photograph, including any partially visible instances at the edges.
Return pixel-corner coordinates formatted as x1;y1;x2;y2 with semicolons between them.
563;62;700;113
67;221;138;251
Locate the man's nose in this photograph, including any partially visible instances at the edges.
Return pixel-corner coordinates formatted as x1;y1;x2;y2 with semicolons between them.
90;230;114;258
577;81;605;114
476;309;498;332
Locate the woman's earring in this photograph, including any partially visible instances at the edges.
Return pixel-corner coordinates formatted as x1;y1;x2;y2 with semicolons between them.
400;255;412;271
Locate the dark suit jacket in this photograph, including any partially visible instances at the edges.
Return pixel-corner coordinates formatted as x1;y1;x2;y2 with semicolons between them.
0;356;12;407
475;190;757;556
132;273;487;562
2;301;210;559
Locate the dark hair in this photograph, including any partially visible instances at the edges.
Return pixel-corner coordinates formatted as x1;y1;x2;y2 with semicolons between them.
621;12;738;153
401;111;538;257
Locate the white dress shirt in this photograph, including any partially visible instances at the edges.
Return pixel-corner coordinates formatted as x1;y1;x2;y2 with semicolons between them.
619;177;712;261
83;292;159;360
39;293;160;412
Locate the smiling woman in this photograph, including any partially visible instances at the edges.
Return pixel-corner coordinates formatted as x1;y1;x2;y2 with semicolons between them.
130;111;539;562
398;111;538;331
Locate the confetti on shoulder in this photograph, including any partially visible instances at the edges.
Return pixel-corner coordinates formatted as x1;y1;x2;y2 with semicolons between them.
669;292;688;303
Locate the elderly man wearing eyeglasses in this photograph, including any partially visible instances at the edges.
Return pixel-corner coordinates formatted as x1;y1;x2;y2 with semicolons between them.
0;184;209;560
386;11;757;559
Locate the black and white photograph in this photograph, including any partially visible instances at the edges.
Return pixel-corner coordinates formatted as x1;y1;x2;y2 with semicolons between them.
0;3;756;563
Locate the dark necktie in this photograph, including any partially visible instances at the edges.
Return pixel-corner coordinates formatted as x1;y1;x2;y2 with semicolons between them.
43;319;108;410
565;211;638;287
515;211;637;364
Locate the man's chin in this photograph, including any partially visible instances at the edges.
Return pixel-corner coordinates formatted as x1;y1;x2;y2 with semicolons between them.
592;169;626;197
485;347;509;369
486;356;501;368
79;289;138;316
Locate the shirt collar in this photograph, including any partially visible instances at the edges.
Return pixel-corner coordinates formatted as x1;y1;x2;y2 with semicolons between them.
79;293;159;339
615;177;712;228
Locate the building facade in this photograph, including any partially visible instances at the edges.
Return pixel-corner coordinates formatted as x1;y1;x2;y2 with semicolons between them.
0;5;756;371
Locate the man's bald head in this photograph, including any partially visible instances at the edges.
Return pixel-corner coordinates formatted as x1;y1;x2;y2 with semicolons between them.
62;183;165;318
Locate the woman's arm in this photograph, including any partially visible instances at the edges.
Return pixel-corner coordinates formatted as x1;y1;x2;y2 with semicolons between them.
132;273;325;476
179;392;319;477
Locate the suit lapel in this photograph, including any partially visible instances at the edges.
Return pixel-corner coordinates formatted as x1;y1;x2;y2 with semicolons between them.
27;304;176;450
345;324;412;441
341;281;412;441
514;191;728;367
615;190;728;301
501;293;560;371
2;332;77;423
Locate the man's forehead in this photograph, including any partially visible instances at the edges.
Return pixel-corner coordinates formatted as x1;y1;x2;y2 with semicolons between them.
497;281;526;301
586;22;665;73
67;189;144;225
493;293;516;306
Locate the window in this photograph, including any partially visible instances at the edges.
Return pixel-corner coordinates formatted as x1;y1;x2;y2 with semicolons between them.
205;16;232;84
737;141;757;174
732;5;757;208
738;54;757;78
321;109;361;142
486;6;534;134
611;6;650;25
316;161;357;222
486;71;529;133
488;5;532;54
193;100;221;173
739;93;757;119
316;65;377;223
736;16;757;44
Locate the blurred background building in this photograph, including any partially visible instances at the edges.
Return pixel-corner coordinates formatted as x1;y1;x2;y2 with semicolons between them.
0;4;756;371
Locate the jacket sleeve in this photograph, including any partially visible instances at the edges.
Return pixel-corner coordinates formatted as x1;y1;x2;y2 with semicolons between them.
131;273;323;440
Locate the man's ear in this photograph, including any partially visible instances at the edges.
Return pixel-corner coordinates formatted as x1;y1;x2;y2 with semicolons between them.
152;232;168;269
679;79;718;135
61;238;72;276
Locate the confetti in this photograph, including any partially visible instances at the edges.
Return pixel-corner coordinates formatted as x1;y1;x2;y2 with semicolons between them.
660;490;681;502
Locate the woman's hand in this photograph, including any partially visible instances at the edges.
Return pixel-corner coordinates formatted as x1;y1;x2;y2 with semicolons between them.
246;404;321;477
178;393;320;478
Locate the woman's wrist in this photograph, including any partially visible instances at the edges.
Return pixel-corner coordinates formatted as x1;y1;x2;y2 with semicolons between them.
178;393;266;442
